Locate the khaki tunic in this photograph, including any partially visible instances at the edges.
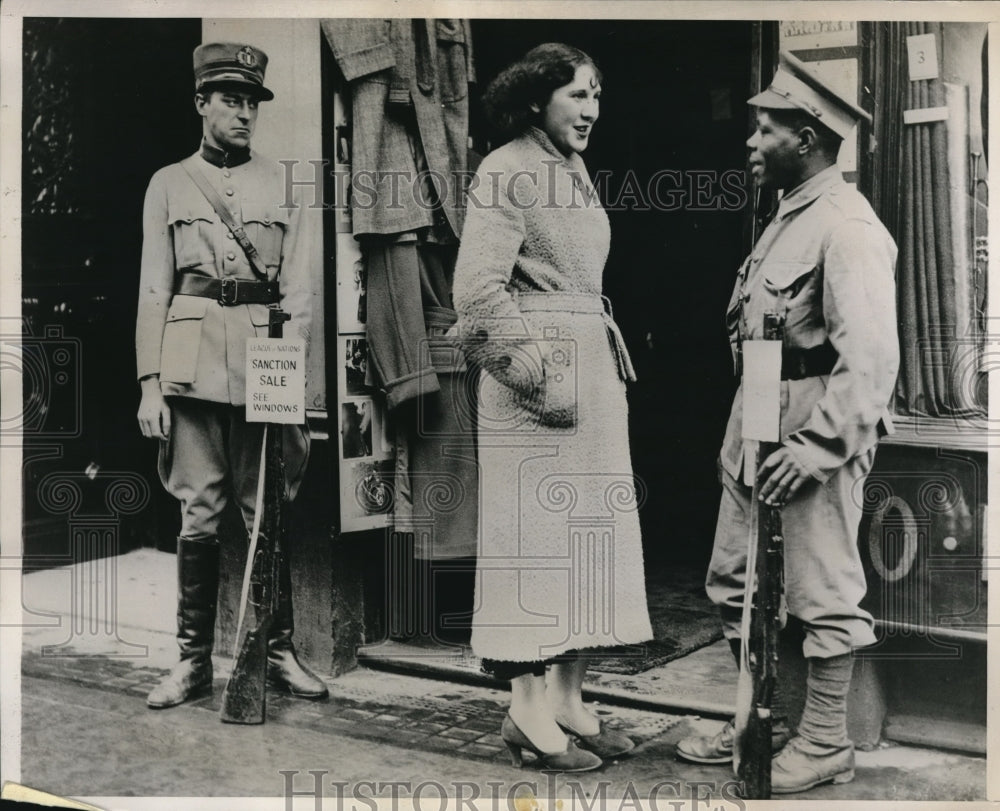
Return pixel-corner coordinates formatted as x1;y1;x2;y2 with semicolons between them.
136;149;313;405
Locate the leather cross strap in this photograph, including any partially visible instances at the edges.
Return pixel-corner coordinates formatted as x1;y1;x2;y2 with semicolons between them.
181;157;270;281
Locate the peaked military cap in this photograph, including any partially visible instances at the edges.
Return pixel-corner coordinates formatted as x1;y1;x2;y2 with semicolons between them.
193;42;274;101
748;50;871;139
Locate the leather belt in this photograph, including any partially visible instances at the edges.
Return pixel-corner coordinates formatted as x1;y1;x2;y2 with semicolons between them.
175;275;279;306
782;343;837;380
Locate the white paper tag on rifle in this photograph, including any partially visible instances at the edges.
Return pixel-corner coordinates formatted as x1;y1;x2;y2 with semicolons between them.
246;338;306;424
742;339;782;442
742;440;757;488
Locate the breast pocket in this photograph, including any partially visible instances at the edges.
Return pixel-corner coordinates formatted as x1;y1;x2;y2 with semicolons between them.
160;295;209;383
168;203;216;271
762;261;820;334
243;203;289;273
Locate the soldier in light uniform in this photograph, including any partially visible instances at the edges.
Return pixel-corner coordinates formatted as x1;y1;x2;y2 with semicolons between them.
676;51;899;793
136;42;327;708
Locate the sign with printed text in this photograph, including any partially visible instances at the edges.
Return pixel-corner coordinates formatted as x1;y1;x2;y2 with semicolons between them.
780;20;857;50
246;338;306;423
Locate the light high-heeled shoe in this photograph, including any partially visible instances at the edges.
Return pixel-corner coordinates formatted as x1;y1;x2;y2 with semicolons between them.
555;716;635;759
500;714;603;772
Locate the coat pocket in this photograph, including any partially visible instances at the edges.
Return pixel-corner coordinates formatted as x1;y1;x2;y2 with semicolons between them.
502;345;578;429
242;202;289;272
160;295;209;383
536;336;577;428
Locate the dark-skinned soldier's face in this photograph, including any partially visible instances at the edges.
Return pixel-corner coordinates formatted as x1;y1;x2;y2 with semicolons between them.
746;110;805;191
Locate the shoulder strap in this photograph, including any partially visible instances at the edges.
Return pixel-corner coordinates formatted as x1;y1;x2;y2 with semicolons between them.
181;157;270;281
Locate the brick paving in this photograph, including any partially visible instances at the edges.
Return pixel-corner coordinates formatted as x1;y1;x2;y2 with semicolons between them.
21;650;681;768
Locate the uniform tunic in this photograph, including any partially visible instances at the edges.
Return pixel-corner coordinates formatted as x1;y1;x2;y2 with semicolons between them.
707;165;899;659
454;127;652;663
136;143;313;540
136;145;312;401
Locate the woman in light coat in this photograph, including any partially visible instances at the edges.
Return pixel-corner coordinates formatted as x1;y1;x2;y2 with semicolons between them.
454;43;653;772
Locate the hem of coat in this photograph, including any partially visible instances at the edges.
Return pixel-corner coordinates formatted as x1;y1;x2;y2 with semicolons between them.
352;213;440;240
328;43;396;82
383;367;441;410
160;386;243;407
471;630;655;663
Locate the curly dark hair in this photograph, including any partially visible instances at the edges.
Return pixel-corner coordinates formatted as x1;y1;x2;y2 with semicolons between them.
482;42;602;139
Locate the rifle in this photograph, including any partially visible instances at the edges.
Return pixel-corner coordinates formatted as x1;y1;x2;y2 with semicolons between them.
734;311;786;798
220;306;292;724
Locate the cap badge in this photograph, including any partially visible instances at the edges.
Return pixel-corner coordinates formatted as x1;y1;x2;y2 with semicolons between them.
236;46;257;68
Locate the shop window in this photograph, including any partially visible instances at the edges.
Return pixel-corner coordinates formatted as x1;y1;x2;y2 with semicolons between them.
861;22;988;423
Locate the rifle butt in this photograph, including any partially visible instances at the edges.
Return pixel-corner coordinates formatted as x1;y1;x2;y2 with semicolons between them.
736;707;773;799
220;621;271;725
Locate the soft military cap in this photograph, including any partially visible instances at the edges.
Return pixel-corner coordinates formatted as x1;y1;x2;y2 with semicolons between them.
193;42;274;101
748;50;871;139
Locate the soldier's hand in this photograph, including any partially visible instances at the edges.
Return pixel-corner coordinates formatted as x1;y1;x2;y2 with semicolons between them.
758;447;811;506
137;377;171;441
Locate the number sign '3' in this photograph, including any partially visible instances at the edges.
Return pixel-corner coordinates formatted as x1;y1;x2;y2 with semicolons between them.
906;33;939;81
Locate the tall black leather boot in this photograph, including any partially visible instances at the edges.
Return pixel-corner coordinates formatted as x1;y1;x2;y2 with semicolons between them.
147;539;220;709
266;555;329;699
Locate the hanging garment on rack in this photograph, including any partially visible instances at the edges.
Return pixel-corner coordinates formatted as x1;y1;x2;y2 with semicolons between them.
321;18;475;239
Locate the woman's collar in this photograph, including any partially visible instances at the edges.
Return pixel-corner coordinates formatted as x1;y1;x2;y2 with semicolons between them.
524;126;573;163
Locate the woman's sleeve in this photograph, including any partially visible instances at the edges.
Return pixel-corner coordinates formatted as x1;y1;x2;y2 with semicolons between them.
453;156;546;400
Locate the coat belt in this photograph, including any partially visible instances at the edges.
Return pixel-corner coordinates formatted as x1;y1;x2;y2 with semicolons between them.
514;291;638;383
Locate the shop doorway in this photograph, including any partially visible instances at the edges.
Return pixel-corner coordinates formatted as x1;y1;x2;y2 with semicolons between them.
21;18;202;568
472;20;754;568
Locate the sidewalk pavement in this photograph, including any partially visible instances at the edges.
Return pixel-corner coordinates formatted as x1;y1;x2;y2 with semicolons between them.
9;549;988;806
